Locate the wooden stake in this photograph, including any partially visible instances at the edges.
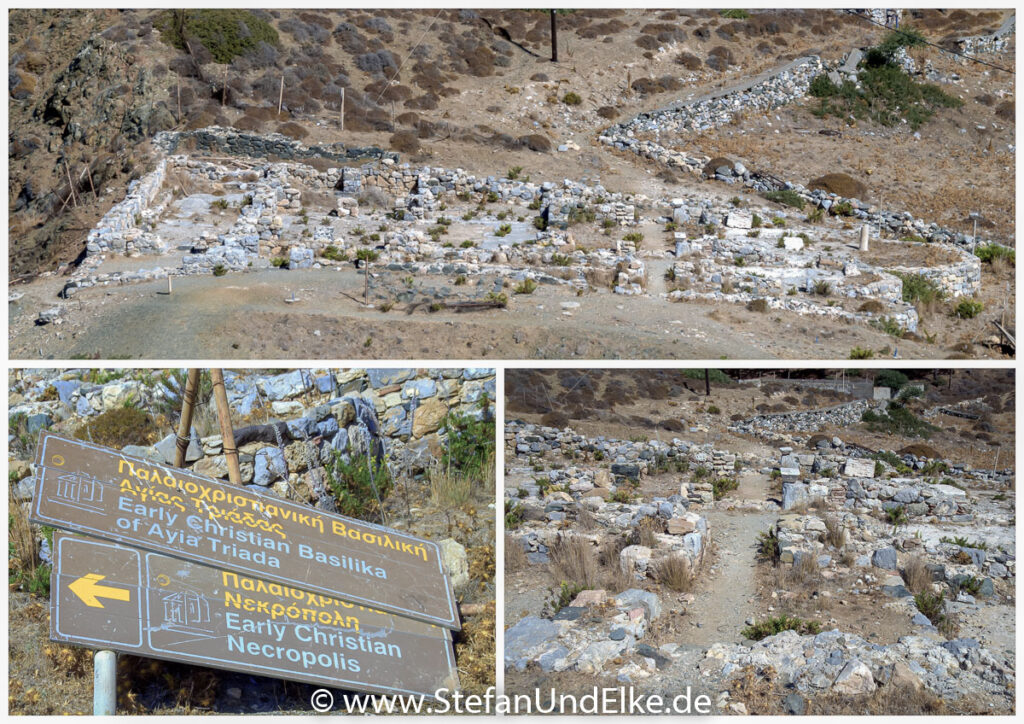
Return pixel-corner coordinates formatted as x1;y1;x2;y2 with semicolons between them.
550;10;558;62
64;161;78;208
222;65;227;107
176;77;181;121
277;75;284;116
175;369;200;467
340;87;345;130
85;165;97;202
210;369;242;486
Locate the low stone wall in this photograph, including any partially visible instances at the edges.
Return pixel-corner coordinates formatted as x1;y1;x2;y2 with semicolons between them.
154;126;396;165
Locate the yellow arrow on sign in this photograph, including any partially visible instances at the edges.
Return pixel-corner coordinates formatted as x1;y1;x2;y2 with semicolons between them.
68;573;131;608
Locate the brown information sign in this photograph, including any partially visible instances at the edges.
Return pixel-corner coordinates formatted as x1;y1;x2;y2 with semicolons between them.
51;533;459;698
32;433;459;629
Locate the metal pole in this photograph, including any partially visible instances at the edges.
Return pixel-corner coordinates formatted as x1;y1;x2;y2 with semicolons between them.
340;87;345;130
210;369;242;486
175;369;200;467
93;650;117;715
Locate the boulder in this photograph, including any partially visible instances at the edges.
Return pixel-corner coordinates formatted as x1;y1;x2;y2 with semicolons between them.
438;538;469;589
833;659;877;695
872;547;899;570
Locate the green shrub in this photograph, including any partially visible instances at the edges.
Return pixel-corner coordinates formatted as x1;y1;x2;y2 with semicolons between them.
756;528;780;563
862;404;939;439
325;452;392;521
271;257;288;268
355;248;379;263
495;223;512;237
809;54;962;131
895;272;945;305
914;590;948;627
543;581;584;617
875;369;909;391
608;489;635;504
562;92;583;106
321;245;347;262
812;280;831;296
974;244;1015;266
742;615;820;641
884;504;909;526
849;346;874;359
681;368;731;384
533;216;548;231
954;299;984;319
155;10;279;63
712;477;738;499
212;264;227;277
871;316;906;338
871;450;911;474
623;231;644;243
719;9;750;19
504;500;525;530
514;279;538;295
566;205;596;226
440;410;495;479
761;189;805;211
74;407;157;449
507;166;523;180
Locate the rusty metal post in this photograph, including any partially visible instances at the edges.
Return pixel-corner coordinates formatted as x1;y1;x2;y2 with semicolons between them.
210;369;241;485
174;369;200;467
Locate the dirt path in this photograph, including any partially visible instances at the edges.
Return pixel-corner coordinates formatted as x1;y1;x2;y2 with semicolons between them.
680;472;776;647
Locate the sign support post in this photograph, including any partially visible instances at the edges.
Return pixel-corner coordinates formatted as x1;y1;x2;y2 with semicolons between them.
93;649;117;715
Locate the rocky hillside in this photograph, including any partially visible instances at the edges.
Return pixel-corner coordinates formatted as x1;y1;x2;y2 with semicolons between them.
11;9;1012;278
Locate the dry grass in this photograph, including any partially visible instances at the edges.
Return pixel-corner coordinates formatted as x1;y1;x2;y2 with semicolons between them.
785;553;821;589
505;533;528;573
576;505;598;531
44;645;92;677
453;600;496;696
653;554;693;592
8;499;44;585
633;516;662;547
596;534;634;593
903;555;932;595
548;534;600;590
824;516;847;550
429;463;472;506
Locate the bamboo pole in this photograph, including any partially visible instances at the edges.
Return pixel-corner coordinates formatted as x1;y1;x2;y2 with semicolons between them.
175;369;201;467
210;369;242;486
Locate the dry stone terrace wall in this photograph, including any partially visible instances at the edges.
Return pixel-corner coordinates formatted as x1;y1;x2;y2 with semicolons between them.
154;126;397;166
10;367;495;502
599;49;1012;252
